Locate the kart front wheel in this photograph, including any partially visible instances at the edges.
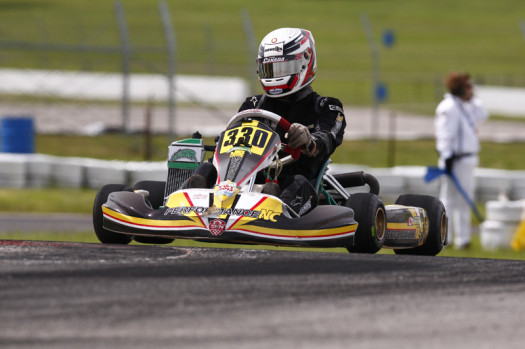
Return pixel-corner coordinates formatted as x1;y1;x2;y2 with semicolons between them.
393;194;447;256
93;184;133;244
132;181;174;245
345;193;386;254
133;180;166;209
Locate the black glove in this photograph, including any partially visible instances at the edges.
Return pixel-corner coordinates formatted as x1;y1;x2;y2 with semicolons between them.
286;123;318;157
445;156;455;174
286;123;312;149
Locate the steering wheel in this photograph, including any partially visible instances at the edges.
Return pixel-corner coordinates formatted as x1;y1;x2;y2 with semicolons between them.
226;109;301;160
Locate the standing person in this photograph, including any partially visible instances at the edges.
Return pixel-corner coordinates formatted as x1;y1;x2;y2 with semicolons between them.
435;71;489;249
238;27;346;215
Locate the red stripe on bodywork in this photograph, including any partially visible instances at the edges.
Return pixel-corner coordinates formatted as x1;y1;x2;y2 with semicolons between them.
228;197;268;230
234;227;356;240
183;192;206;227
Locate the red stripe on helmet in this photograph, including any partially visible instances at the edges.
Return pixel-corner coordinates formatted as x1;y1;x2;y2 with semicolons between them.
301;30;312;45
262;74;299;93
288;74;299;89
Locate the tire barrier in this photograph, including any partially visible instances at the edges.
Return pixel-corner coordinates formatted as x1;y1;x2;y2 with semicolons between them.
0;153;166;189
480;199;525;250
1;154;525;202
0;154;26;188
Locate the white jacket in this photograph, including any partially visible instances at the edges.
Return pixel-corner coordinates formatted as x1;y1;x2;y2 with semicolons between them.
435;93;489;160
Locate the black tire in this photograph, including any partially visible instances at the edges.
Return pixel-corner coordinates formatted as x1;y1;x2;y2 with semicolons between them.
132;181;174;245
345;193;386;254
93;184;133;244
393;194;447;256
133;181;166;209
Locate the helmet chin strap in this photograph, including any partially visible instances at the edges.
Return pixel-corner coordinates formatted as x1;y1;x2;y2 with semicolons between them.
277;85;313;102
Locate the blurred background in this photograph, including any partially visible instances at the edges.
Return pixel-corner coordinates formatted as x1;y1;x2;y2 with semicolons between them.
1;0;524;137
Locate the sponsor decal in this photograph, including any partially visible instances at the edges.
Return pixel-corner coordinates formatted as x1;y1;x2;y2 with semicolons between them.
165;206;262;218
209;219;226;236
298;198;312;216
320;97;328;107
259;209;280;222
164;205;282;222
226;156;242;180
165;206;209;215
306;123;316;131
170;149;198;163
190;193;208;201
329;104;344;114
291;196;303;207
264;43;284;57
216;180;236;198
238;109;262;116
227;146;251;154
331;113;343;137
250;96;258;106
262;56;286;64
386;229;418;240
268;88;283;95
407;213;421;227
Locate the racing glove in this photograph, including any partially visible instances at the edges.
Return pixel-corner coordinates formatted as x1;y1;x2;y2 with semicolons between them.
286;123;318;157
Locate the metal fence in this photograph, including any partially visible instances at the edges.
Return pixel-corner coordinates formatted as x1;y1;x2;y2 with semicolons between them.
1;3;524;140
0;1;258;138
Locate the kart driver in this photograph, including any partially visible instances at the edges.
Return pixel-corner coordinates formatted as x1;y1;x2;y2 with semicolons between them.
186;28;346;216
237;27;347;215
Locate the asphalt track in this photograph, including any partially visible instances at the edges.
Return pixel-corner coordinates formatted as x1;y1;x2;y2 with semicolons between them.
1;239;525;349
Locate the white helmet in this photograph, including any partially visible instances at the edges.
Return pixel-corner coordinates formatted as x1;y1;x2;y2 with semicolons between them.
257;28;317;98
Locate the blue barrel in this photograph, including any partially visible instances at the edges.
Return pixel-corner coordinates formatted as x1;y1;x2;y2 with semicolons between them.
1;117;35;153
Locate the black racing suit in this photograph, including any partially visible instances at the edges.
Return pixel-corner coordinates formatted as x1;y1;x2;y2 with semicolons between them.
238;87;346;214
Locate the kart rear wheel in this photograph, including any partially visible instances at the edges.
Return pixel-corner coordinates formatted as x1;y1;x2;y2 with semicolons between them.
132;181;174;245
345;193;386;254
393;194;447;256
93;184;133;244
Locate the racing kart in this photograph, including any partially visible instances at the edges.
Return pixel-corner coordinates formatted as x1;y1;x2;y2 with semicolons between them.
93;109;447;255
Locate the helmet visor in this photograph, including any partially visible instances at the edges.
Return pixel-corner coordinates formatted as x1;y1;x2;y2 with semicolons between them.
257;55;305;79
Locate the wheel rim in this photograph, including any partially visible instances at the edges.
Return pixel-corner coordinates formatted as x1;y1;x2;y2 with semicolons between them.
375;208;386;241
440;212;447;243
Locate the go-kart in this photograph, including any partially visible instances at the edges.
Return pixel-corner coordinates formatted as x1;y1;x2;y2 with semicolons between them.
93;109;447;255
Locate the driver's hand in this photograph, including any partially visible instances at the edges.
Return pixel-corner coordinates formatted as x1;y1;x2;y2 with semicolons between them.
286;123;318;156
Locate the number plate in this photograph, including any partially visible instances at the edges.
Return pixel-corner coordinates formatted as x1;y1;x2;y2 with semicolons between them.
220;121;273;156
